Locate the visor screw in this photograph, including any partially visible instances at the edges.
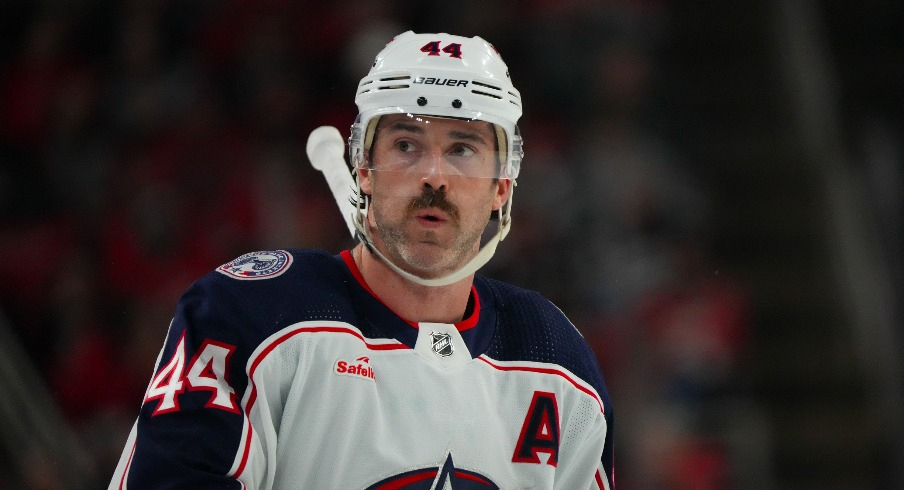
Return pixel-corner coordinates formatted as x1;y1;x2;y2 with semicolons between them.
452;99;462;109
417;96;427;106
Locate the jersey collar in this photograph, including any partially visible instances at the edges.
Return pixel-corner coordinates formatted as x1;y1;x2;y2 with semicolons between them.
340;250;480;331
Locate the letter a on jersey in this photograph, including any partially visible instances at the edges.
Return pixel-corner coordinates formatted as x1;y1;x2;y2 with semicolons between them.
512;391;560;467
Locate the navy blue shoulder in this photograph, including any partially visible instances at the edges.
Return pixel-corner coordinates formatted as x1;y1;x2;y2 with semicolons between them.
478;276;609;399
181;249;360;342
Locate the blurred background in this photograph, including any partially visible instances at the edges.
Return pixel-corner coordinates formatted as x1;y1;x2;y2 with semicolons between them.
0;0;901;488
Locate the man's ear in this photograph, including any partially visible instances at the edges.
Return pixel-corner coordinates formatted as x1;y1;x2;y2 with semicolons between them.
492;179;513;211
358;167;373;195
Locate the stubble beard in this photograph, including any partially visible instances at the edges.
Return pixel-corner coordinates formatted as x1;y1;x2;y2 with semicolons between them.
371;187;491;279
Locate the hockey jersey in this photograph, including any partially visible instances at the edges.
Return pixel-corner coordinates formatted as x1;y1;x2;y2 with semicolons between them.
110;249;614;489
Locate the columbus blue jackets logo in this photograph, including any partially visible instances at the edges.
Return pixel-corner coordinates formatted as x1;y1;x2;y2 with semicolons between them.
216;251;293;280
366;453;498;489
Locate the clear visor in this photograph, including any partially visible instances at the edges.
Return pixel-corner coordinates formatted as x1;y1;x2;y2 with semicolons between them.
354;113;512;180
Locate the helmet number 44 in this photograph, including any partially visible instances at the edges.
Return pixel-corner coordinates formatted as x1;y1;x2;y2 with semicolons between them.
420;41;463;59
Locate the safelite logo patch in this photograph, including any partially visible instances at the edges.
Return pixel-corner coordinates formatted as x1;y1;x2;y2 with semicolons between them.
335;356;376;381
216;250;293;280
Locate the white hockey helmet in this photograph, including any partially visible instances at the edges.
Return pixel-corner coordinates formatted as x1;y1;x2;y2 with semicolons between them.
348;31;525;287
349;31;523;180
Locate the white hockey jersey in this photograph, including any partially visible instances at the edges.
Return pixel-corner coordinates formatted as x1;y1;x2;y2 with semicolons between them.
110;249;614;489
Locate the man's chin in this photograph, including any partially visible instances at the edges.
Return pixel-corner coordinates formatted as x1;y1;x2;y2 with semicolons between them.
398;254;452;278
396;246;467;280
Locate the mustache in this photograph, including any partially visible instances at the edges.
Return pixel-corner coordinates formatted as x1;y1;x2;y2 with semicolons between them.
407;188;459;221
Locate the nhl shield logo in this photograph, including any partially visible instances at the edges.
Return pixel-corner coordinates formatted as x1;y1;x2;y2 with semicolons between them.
430;332;454;357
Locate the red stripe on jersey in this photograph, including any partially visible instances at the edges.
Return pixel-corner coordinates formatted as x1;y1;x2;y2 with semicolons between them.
476;356;605;414
373;469;436;489
119;439;137;489
341;250;417;327
455;286;480;332
234;323;408;479
596;469;604;488
232;417;255;481
456;470;494;484
340;250;382;299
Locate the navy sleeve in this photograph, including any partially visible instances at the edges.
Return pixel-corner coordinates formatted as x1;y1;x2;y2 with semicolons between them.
112;249;358;488
120;273;255;488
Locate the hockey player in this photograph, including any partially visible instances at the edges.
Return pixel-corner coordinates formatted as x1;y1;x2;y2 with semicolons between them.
110;31;614;489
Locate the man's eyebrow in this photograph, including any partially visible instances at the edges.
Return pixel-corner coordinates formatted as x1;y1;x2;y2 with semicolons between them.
386;121;425;134
449;130;489;146
385;120;490;146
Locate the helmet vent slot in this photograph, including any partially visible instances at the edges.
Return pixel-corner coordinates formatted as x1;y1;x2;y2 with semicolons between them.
471;80;502;91
471;90;502;100
373;75;411;91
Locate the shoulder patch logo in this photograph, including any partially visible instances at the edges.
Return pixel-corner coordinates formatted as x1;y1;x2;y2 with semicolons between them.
216;250;293;280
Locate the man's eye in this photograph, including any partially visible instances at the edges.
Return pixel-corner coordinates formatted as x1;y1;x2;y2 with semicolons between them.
396;141;416;152
449;145;476;157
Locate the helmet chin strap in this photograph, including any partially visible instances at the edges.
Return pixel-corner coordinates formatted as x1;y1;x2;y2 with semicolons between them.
352;181;514;287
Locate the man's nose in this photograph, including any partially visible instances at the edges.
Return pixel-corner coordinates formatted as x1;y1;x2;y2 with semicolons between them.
420;149;449;191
